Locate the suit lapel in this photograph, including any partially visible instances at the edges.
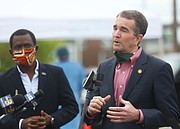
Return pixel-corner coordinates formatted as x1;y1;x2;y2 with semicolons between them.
38;63;47;90
123;50;147;99
110;59;118;106
108;58;117;99
9;67;27;95
102;57;117;107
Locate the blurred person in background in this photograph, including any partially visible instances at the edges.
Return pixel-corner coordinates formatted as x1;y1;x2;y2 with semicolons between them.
84;10;179;129
0;29;79;129
55;47;86;129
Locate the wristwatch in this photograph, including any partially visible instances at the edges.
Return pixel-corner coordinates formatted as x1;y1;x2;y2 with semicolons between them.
50;117;55;125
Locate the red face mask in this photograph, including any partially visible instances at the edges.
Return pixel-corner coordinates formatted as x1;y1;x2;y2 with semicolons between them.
12;48;36;67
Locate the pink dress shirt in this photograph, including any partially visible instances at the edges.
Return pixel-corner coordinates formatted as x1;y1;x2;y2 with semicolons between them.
114;47;144;123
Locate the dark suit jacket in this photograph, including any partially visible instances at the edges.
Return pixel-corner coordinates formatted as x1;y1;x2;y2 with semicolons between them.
85;50;179;129
175;68;180;111
0;62;79;129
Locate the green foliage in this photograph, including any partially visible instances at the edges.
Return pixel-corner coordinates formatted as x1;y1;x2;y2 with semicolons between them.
37;40;64;64
0;40;65;73
0;43;14;73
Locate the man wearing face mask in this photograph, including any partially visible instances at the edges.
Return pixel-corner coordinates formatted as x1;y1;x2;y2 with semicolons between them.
0;29;79;129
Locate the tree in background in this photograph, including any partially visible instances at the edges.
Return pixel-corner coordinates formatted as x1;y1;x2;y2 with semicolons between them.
0;40;64;73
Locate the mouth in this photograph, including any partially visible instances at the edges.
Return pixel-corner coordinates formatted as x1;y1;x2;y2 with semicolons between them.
113;41;121;45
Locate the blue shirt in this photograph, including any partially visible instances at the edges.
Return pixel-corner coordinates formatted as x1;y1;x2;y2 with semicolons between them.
56;60;85;104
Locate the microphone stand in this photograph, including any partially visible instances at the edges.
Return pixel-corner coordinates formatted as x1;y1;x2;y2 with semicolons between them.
78;89;93;129
78;71;104;129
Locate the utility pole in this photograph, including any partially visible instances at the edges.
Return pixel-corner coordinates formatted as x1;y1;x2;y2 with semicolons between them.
173;0;179;51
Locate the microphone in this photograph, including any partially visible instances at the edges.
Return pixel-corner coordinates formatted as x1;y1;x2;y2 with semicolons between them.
83;71;104;91
0;94;25;127
0;90;44;127
14;89;44;114
78;71;104;129
159;104;180;129
0;94;14;114
24;89;44;107
0;94;25;114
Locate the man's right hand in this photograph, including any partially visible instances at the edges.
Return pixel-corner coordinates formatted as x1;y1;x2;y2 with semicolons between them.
87;95;111;117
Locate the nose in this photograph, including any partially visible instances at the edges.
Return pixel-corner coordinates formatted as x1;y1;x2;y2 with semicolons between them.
113;30;120;37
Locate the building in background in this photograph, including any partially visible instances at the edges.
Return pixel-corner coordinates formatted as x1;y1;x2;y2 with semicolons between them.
0;0;179;73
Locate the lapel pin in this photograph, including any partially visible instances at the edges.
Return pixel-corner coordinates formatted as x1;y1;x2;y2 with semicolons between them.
137;69;142;74
15;89;18;95
41;72;46;75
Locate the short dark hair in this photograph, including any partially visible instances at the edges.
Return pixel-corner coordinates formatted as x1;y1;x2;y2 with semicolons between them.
9;29;36;48
57;47;69;57
116;10;148;36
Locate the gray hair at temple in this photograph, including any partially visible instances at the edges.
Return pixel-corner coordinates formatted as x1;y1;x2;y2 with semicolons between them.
116;10;148;36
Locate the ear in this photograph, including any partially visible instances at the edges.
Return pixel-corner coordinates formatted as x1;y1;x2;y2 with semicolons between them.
9;49;13;56
35;45;39;52
135;34;143;46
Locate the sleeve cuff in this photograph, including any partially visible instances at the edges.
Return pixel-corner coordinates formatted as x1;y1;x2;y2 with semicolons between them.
86;111;96;119
86;107;96;119
136;109;144;124
19;119;23;129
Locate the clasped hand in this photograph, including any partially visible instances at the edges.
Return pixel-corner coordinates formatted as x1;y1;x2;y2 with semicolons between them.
87;95;139;123
21;110;52;129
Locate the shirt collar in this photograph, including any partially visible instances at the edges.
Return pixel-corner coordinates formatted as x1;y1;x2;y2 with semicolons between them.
130;46;142;65
17;59;39;75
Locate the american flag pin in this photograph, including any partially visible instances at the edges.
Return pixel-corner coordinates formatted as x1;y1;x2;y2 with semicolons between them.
41;72;46;75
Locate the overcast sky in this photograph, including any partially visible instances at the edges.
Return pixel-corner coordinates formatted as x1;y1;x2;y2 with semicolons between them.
0;0;178;24
0;0;179;42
